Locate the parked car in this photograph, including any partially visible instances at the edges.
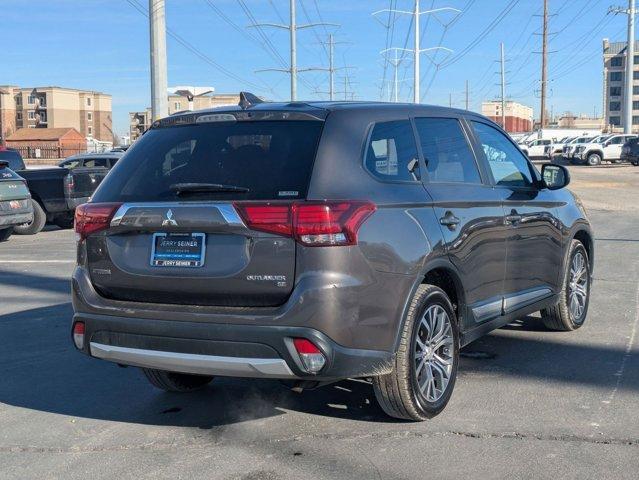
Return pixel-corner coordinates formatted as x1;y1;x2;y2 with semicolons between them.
572;134;637;166
620;137;639;165
58;152;123;170
0;159;33;241
71;96;593;421
0;147;109;233
543;136;577;159
519;138;552;159
562;136;595;160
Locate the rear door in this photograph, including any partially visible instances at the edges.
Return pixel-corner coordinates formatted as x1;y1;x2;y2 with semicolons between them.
469;120;562;313
414;115;507;327
87;118;324;307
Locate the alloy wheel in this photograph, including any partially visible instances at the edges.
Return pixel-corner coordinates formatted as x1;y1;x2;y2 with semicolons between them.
568;251;588;323
414;305;454;403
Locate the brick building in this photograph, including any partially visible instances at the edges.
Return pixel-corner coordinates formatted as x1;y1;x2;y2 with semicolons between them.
6;127;87;159
481;100;533;133
0;86;112;143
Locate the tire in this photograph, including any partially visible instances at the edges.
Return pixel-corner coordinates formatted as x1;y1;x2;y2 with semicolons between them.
541;240;590;331
373;284;460;421
13;199;46;235
142;368;213;392
0;228;13;242
586;153;602;166
53;214;74;230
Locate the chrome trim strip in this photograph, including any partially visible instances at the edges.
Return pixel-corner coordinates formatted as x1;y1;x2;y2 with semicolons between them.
110;202;245;227
503;288;553;313
90;342;297;379
471;299;502;322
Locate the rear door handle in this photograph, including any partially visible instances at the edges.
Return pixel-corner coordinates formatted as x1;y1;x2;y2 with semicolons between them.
439;211;461;230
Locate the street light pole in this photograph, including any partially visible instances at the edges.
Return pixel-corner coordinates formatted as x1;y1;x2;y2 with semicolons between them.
625;0;636;133
149;0;168;121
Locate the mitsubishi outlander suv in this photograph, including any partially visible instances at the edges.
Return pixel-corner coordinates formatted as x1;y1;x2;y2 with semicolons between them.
71;95;593;420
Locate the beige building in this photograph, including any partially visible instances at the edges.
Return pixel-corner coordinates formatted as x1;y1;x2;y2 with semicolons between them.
0;86;112;143
602;38;639;132
129;93;240;142
556;114;604;130
481;100;533;133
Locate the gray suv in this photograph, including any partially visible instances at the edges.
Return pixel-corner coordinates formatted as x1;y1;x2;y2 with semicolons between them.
71;96;593;420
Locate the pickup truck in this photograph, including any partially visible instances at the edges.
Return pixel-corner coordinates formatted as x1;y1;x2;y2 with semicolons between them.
572;134;637;166
543;136;577;159
0;161;33;241
519;138;552;159
0;147;108;234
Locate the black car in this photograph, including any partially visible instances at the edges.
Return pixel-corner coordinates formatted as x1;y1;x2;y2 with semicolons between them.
0;148;110;233
621;137;639;165
58;152;123;170
71;95;593;420
0;157;33;241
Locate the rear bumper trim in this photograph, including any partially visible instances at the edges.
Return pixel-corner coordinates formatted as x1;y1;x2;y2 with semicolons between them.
89;342;297;378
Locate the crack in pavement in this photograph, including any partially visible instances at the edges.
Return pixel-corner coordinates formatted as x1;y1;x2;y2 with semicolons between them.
1;429;637;454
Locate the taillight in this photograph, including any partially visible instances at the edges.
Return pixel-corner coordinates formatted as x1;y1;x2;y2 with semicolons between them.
74;202;122;240
234;201;375;247
72;321;85;350
292;338;326;374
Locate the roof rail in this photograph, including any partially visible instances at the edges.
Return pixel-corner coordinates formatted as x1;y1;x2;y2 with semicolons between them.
238;92;263;110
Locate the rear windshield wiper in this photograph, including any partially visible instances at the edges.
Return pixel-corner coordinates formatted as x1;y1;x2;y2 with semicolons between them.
170;183;250;195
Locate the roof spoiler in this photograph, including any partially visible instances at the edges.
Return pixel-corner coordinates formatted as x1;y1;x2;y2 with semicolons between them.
238;91;263;110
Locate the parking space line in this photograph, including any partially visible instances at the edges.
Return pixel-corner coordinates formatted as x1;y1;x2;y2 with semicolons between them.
0;260;75;264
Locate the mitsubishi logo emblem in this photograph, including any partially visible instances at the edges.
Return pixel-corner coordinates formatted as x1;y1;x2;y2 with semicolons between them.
162;209;178;227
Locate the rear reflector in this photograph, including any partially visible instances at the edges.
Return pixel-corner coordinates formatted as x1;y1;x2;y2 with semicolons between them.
293;338;326;374
74;203;122;240
72;321;85;350
234;201;375;247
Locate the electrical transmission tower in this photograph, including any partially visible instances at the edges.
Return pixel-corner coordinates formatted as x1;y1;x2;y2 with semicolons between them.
373;1;459;103
251;0;337;101
610;0;637;133
314;34;354;101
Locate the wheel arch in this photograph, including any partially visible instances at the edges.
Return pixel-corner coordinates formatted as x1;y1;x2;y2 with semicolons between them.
573;227;594;270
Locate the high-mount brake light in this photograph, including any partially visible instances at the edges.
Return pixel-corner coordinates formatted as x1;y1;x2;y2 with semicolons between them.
74;203;122;240
234;201;375;247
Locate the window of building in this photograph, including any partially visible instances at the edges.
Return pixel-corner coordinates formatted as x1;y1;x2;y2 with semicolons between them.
27;111;35;120
39;111;47;122
633;116;639;125
610;116;621;126
15;95;22;106
88;126;93;136
87;112;93;121
471;121;533;188
16;112;22;121
87;97;92;107
610;71;623;82
635;55;639;65
414;117;480;184
634;86;639;95
611;86;622;96
611;56;623;67
634;101;639;110
174;101;181;110
27;95;36;105
634;71;639;80
364;120;419;182
610;101;621;111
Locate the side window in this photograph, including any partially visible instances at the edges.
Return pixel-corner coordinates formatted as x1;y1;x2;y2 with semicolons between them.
84;158;108;168
471;121;534;188
414;117;481;184
365;120;419;181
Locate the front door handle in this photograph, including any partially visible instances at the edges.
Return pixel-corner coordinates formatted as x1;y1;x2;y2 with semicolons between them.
505;213;522;225
439;211;461;230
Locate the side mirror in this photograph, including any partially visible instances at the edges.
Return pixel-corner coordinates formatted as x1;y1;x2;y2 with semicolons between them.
541;163;570;190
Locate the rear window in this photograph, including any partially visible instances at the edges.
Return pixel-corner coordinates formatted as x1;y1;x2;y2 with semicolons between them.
92;120;323;202
0;180;29;201
0;150;25;171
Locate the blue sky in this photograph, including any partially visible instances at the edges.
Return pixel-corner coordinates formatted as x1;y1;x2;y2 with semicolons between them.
1;0;627;135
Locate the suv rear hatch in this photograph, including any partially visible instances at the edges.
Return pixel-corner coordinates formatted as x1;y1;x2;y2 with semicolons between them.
0;164;31;217
82;113;325;307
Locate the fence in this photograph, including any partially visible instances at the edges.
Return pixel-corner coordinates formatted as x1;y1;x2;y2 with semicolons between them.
11;144;87;159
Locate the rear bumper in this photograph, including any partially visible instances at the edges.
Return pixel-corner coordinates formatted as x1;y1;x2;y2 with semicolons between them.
0;211;33;227
73;311;394;381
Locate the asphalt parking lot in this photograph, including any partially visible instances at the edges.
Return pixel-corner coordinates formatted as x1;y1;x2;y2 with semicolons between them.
1;163;638;479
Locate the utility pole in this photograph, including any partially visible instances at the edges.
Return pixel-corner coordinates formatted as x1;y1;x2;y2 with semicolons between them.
373;3;459;104
465;79;469;110
540;0;548;128
626;0;636;133
380;48;403;102
318;34;353;101
253;0;337;101
449;93;452;108
500;42;506;129
149;0;168;121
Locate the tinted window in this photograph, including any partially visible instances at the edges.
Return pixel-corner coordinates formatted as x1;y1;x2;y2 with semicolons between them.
61;159;81;169
83;158;109;168
472;121;534;188
0;149;25;171
365;120;419;181
92;121;323;202
414;117;480;184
